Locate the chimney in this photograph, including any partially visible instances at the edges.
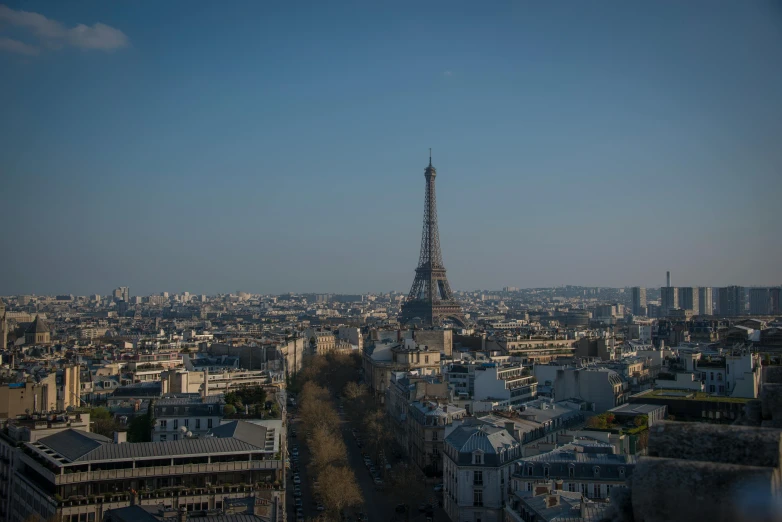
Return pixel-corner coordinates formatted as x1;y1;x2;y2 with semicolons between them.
555;479;563;491
113;431;127;444
546;495;559;508
666;271;671;288
179;505;187;522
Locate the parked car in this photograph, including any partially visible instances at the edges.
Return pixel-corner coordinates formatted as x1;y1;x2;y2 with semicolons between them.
317;504;325;512
293;475;301;485
434;483;444;492
294;487;301;497
295;498;303;508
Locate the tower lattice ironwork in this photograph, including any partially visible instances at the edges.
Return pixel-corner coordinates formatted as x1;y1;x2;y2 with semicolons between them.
399;152;466;327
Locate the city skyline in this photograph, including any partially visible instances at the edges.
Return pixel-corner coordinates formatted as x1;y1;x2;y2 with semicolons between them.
2;1;781;296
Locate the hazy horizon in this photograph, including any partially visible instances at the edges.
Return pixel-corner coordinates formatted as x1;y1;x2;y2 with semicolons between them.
2;1;781;296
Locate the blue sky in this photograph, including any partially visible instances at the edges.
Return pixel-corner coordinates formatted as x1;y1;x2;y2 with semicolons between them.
1;1;781;296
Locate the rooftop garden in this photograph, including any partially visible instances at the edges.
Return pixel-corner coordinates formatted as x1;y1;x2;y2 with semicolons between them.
646;389;750;403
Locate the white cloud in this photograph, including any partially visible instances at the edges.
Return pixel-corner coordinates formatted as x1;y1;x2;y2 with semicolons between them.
0;4;128;55
0;36;39;55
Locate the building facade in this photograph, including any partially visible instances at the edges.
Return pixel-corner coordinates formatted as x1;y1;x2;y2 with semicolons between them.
473;364;538;409
444;424;522;522
8;420;283;522
152;395;225;441
631;287;646;317
407;401;466;476
510;441;636;501
677;287;699;315
718;286;745;316
698;287;713;316
749;288;772;315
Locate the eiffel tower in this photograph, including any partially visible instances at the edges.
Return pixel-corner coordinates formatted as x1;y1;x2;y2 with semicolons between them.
399;151;466;327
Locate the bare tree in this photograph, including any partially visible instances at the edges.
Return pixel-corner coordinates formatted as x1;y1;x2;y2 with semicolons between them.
364;407;391;462
389;462;428;508
318;464;363;520
310;424;348;474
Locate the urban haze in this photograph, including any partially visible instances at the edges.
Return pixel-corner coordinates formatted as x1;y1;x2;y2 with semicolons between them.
0;3;781;522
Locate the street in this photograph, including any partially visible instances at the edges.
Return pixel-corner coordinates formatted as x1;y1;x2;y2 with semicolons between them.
338;410;448;522
286;414;321;522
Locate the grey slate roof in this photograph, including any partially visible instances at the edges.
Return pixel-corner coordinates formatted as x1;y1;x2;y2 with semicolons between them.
444;424;519;467
111;381;162;397
514;489;608;522
26;315;50;334
209;420;268;446
32;422;273;464
105;505;265;522
104;505;159;522
35;430;111;462
514;441;637;482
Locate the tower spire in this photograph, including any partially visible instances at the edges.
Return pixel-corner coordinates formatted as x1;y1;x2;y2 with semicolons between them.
429;148;432;166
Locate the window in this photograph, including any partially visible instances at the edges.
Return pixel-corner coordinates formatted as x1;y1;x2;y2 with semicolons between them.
581;484;587;496
208;418;213;429
473;490;483;507
719;385;725;393
184;419;189;427
619;467;625;477
568;466;574;478
593;466;600;477
432;431;438;441
173;420;179;429
425;356;429;364
173;434;179;441
527;482;532;492
710;372;714;381
208;406;213;414
160;420;167;429
474;471;483;485
527;466;533;477
544;466;550;479
709;385;715;393
196;419;201;429
160;435;167;441
568;483;576;492
473;453;483;465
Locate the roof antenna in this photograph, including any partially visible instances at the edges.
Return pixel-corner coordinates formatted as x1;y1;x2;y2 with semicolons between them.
429;148;432;166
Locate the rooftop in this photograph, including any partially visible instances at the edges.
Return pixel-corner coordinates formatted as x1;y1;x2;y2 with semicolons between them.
638;389;750;403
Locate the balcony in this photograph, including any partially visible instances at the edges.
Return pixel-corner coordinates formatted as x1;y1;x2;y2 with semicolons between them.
56;459;281;485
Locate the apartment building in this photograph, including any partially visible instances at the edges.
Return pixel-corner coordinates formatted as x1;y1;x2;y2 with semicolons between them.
9;420;283;522
473;364;538;409
385;371;449;452
407;401;466;475
152;395;225;442
363;339;441;402
443;423;522;522
550;368;627;413
0;412;92;521
511;440;636;501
